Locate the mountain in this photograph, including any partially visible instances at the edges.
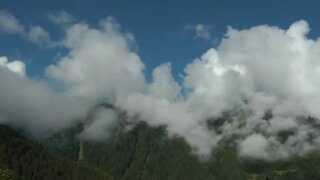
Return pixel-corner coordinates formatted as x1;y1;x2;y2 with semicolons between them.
44;122;215;180
2;118;320;179
0;125;111;180
43;121;320;180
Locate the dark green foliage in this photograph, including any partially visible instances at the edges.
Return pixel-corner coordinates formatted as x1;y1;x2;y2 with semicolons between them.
4;118;320;180
0;125;110;180
42;123;82;161
45;121;320;180
0;164;13;180
239;155;320;179
82;122;213;180
79;139;84;161
208;144;246;180
45;122;214;179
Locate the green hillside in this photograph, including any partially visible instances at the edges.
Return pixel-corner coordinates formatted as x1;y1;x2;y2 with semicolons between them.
43;121;320;180
2;121;320;179
44;122;214;180
0;125;111;180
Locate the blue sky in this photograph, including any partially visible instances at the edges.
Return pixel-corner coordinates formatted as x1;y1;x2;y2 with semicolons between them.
1;0;320;80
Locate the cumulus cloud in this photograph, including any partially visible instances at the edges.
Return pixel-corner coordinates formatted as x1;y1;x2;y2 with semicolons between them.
0;9;51;46
46;17;147;101
149;63;181;101
183;20;320;160
3;12;320;160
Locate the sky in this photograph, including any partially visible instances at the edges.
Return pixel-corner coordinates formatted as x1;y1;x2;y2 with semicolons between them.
1;0;320;80
3;0;320;160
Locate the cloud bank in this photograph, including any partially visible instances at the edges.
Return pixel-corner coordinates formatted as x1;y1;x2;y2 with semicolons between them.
1;10;320;160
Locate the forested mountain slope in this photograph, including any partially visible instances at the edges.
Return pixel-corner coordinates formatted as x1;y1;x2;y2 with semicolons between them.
44;122;320;180
2;120;320;179
0;125;111;180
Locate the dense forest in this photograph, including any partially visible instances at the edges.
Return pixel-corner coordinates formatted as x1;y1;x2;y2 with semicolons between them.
0;125;110;180
2;121;320;179
44;121;320;180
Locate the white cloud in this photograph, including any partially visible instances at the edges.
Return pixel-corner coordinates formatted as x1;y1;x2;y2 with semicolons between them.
0;57;89;137
0;56;25;76
183;20;320;159
46;17;147;101
150;63;181;101
81;108;118;141
239;134;268;159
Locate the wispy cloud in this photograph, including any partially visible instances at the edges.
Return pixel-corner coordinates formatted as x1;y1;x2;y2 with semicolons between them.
0;9;51;46
184;23;212;41
48;10;75;27
0;9;24;34
27;26;51;46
